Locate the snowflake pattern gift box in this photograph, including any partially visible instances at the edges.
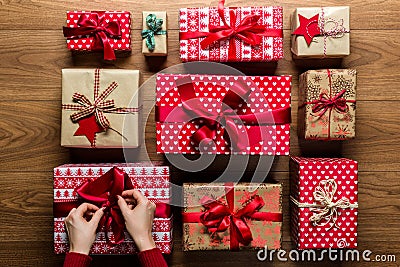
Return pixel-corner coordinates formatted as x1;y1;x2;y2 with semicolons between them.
53;163;172;255
298;69;356;140
182;183;282;251
156;74;291;155
290;157;358;249
63;11;132;60
179;0;283;62
61;68;141;148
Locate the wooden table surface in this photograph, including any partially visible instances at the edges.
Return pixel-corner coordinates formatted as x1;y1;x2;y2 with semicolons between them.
0;0;399;266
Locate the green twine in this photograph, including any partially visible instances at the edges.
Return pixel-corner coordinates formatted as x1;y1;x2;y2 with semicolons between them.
141;14;167;51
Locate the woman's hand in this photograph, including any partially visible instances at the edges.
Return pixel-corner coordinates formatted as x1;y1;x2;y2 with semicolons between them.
64;203;104;255
117;189;157;252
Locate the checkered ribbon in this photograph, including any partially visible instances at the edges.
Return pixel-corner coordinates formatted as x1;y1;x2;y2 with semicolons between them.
62;69;140;129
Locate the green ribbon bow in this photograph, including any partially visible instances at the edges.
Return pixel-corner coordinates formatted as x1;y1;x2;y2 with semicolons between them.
141;14;167;51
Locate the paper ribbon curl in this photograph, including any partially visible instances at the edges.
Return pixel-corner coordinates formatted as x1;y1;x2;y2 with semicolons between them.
179;0;283;59
142;14;167;51
63;12;121;60
291;179;358;230
156;75;291;152
182;183;282;250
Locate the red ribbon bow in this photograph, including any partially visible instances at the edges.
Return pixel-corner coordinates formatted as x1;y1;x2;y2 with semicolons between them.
182;183;282;250
53;167;171;245
156;76;291;152
311;89;349;117
77;167;131;244
179;0;282;60
63;12;121;60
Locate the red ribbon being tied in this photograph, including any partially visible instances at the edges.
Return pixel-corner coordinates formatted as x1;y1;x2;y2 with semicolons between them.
180;0;283;60
156;76;291;152
63;12;121;60
182;183;282;250
53;167;170;245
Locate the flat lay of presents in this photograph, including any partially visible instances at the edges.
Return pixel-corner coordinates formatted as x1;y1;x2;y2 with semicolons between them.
56;1;360;266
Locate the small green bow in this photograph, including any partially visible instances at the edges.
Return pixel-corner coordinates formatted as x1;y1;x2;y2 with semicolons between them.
141;14;167;51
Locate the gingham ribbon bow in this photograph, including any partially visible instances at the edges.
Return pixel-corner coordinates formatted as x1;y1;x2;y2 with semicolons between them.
68;81;118;129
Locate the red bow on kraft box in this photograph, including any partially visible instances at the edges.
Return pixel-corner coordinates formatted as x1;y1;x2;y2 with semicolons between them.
63;11;132;60
179;0;283;62
54;164;172;254
156;74;291;155
182;183;283;251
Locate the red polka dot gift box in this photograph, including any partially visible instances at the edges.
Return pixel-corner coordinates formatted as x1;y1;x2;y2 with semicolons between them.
155;74;291;155
53;163;172;255
63;11;131;60
290;157;358;249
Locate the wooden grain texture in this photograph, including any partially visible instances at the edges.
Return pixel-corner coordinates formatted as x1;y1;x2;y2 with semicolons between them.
0;0;399;266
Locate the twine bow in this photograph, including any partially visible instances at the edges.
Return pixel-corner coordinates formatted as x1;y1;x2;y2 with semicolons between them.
63;12;121;60
291;179;358;230
310;89;349;117
292;8;349;57
142;14;167;51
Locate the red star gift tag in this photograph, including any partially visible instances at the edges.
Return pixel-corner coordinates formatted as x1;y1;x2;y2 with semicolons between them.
74;115;105;147
292;14;321;46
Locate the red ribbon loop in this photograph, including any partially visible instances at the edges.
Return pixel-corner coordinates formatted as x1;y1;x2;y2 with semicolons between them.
63;12;121;60
76;167;133;244
311;89;349;117
180;0;283;53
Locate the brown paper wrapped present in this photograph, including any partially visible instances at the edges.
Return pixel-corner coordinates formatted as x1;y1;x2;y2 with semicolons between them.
298;69;356;140
61;68;141;148
291;6;350;58
142;11;168;56
182;183;282;251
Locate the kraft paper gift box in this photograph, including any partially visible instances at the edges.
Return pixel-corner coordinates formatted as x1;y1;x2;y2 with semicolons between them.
54;163;173;254
298;69;356;140
155;74;291;155
291;6;350;58
179;0;283;62
290;157;358;249
63;11;132;60
182;183;282;251
61;68;141;148
142;11;168;56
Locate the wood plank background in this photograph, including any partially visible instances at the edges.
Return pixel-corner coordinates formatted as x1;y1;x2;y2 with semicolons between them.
0;0;399;266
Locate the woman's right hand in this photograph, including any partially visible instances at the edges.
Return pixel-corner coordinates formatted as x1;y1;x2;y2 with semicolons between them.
117;189;157;252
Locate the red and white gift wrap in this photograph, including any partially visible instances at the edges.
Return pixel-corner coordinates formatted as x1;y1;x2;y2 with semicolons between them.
179;0;283;62
63;11;131;60
290;157;358;249
155;74;291;155
53;163;172;255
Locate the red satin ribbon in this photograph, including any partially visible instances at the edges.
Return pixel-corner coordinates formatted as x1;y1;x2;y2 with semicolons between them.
53;167;170;244
180;0;283;59
303;70;355;139
182;183;282;250
156;75;291;152
63;12;121;60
